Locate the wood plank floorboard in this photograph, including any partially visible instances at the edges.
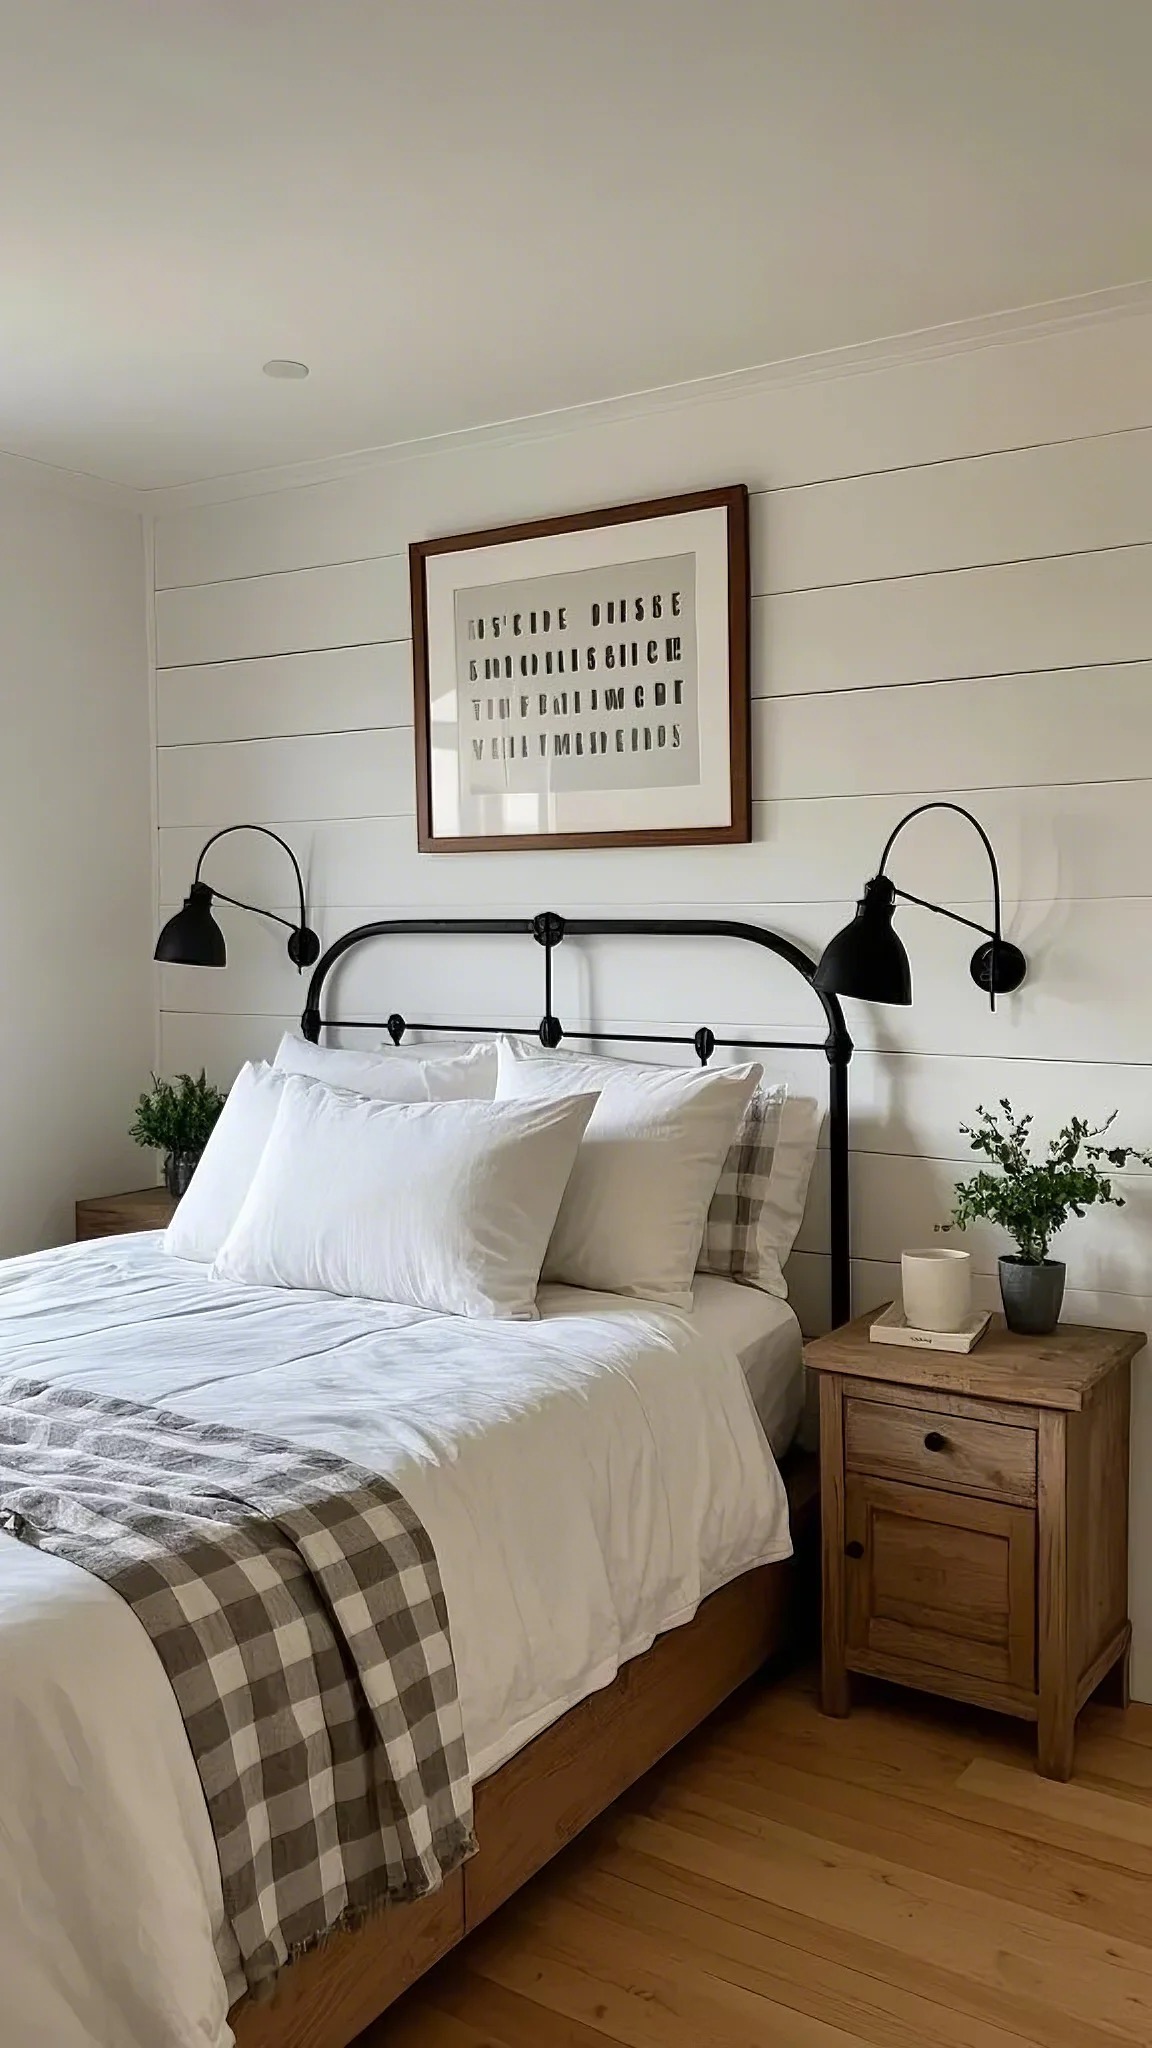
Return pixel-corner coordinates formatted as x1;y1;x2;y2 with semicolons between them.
361;1670;1152;2046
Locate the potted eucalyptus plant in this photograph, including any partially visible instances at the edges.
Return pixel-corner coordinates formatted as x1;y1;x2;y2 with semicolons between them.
129;1071;227;1197
940;1099;1152;1335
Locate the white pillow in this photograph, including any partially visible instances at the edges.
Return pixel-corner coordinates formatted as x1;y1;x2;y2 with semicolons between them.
212;1077;598;1318
495;1038;759;1308
381;1034;501;1099
273;1031;497;1101
163;1061;289;1263
165;1048;464;1265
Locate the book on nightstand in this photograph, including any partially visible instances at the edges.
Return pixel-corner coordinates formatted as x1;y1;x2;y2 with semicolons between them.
868;1300;991;1353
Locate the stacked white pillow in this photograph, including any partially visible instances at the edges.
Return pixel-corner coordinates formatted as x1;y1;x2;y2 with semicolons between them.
273;1031;497;1100
164;1038;483;1266
212;1076;596;1319
494;1037;759;1309
163;1028;813;1320
164;1061;311;1264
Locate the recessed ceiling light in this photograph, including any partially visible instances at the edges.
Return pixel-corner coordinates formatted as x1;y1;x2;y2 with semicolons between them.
262;359;310;380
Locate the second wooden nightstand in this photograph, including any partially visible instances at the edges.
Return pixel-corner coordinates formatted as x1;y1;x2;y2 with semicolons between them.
806;1308;1142;1780
75;1188;177;1241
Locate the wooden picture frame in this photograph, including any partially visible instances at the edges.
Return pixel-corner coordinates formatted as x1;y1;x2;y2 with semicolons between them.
409;484;750;853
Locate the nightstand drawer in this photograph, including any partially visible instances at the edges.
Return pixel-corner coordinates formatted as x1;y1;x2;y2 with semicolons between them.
845;1395;1037;1505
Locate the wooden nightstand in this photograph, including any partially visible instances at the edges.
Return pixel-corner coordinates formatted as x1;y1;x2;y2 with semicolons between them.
806;1307;1142;1779
75;1187;177;1240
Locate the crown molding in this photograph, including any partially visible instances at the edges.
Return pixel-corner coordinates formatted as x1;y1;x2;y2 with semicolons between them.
7;277;1152;518
0;442;144;513
142;278;1152;516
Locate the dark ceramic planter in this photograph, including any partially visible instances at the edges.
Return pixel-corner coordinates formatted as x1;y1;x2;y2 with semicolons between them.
163;1151;201;1198
998;1255;1066;1336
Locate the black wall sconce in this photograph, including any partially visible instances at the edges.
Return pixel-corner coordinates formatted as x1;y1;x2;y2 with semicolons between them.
813;801;1026;1011
155;825;320;972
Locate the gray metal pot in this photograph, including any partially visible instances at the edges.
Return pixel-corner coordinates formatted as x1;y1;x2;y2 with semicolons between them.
998;1255;1066;1336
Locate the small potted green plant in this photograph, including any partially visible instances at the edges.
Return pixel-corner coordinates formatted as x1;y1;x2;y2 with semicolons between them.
940;1099;1152;1335
129;1071;227;1197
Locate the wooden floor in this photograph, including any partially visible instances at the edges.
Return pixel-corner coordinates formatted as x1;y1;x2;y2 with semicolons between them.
364;1666;1152;2047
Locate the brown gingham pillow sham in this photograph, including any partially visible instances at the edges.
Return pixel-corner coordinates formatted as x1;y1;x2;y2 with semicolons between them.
697;1083;821;1298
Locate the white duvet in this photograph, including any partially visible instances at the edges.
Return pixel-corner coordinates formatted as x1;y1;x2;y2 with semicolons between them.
0;1235;791;2048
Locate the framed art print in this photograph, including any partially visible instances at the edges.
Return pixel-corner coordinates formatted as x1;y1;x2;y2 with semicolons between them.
409;484;750;852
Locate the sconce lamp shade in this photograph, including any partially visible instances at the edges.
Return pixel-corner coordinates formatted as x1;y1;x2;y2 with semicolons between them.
814;876;912;1006
154;883;227;967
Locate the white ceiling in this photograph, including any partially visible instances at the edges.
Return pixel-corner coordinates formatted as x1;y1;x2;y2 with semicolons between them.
2;0;1150;493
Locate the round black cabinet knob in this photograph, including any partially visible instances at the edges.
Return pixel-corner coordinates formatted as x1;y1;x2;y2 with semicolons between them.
923;1431;949;1452
845;1539;865;1559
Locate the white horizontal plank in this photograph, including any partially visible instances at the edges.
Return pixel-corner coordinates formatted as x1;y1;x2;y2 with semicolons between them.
158;1010;297;1080
779;1050;1152;1168
157;730;415;827
152;542;1152;712
160;814;832;913
152;888;1152;1067
153;811;824;910
795;1149;1152;1296
153;424;1152;620
156;643;411;746
155;555;409;668
763;544;1152;697
757;427;1152;594
153;310;1152;587
158;776;1152;915
817;1056;1152;1175
846;1050;1152;1166
759;663;1152;798
155;663;1152;830
153;558;1152;731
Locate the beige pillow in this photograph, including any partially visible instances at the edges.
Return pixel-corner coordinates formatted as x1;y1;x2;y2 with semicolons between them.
697;1085;821;1298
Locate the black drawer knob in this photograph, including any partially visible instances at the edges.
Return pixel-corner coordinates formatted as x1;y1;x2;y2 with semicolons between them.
845;1539;865;1559
923;1430;949;1453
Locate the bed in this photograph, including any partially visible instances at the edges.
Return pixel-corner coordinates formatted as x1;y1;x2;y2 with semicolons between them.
0;912;851;2048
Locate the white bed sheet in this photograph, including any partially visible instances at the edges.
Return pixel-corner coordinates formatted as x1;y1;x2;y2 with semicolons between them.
689;1275;804;1455
0;1235;791;2048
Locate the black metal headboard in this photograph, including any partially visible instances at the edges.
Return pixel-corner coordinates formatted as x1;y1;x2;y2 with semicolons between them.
301;911;852;1326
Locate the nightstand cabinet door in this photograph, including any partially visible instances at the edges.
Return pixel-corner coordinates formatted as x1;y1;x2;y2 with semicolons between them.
845;1474;1036;1696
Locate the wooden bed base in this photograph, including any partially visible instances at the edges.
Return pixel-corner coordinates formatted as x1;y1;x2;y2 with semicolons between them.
232;1452;818;2048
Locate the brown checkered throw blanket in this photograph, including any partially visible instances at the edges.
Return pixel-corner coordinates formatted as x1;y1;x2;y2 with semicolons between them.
0;1377;475;1999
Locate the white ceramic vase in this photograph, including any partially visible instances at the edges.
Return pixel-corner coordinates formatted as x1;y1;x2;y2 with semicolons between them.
901;1247;973;1332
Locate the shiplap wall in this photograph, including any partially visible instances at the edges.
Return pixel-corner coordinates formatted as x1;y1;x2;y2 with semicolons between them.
151;309;1152;1690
